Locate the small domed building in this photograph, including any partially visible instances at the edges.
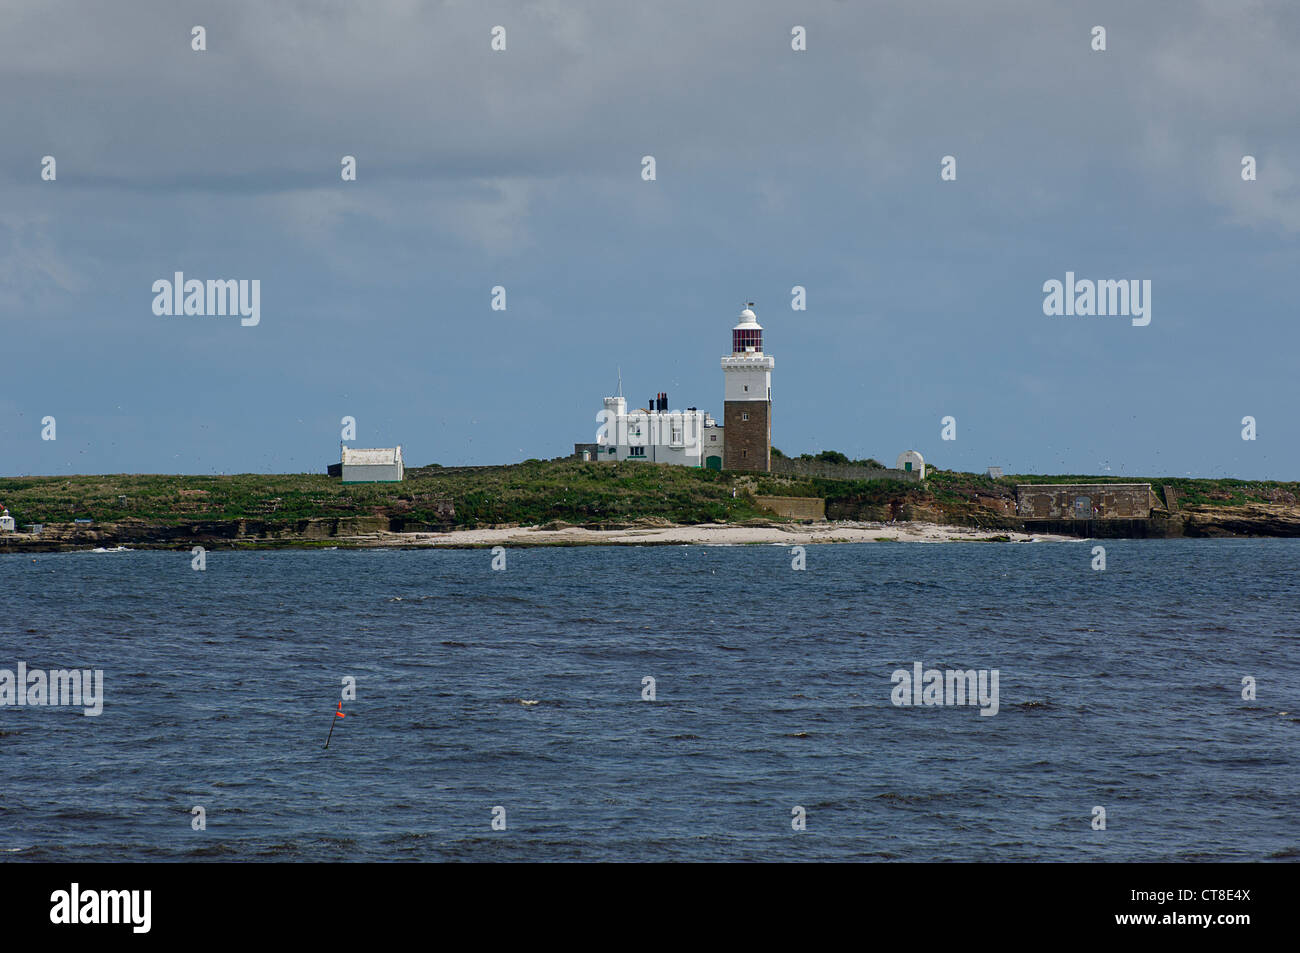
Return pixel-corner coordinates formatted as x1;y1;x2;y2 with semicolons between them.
896;450;925;479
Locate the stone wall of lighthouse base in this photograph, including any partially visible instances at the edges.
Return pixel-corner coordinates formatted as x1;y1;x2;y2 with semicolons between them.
723;400;771;471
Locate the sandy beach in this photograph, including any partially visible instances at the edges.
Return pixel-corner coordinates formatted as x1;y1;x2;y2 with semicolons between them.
352;520;1078;548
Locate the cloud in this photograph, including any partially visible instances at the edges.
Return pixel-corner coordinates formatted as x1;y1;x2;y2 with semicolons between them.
1;0;1298;476
0;211;84;314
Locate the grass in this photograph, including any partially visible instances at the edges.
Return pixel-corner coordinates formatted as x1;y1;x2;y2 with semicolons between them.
2;460;1296;531
0;459;769;529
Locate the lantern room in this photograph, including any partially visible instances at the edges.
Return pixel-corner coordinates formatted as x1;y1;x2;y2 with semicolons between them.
732;303;763;353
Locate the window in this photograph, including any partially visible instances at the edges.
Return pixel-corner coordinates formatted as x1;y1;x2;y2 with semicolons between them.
742;449;748;458
742;412;749;421
743;385;748;392
710;434;717;441
629;446;646;457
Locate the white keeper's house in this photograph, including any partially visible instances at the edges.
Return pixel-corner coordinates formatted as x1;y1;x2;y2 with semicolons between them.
589;393;719;467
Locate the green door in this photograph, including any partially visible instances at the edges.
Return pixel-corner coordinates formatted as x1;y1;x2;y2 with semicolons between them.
706;455;722;471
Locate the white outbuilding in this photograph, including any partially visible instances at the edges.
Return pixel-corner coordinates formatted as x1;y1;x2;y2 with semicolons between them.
341;446;404;484
0;508;15;533
896;450;926;479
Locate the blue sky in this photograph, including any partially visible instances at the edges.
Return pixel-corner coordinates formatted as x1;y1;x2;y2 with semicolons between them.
2;0;1297;479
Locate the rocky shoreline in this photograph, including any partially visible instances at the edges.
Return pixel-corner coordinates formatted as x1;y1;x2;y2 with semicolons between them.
4;503;1300;553
0;520;1065;551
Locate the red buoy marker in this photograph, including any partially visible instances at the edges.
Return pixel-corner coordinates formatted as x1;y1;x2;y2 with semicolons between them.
324;700;345;749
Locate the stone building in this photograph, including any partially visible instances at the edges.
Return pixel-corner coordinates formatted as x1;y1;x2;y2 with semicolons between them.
1015;483;1156;519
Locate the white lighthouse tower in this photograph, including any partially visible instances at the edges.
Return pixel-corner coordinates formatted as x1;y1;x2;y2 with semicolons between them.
721;303;774;471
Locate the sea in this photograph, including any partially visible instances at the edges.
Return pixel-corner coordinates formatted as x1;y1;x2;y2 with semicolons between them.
1;539;1297;862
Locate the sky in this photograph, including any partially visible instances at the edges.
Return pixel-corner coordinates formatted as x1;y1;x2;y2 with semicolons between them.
1;0;1297;479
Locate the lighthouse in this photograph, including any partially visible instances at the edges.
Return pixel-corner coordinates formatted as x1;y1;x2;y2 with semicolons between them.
722;303;774;471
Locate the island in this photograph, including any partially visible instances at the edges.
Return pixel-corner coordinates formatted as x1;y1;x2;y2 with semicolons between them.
3;458;1299;553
